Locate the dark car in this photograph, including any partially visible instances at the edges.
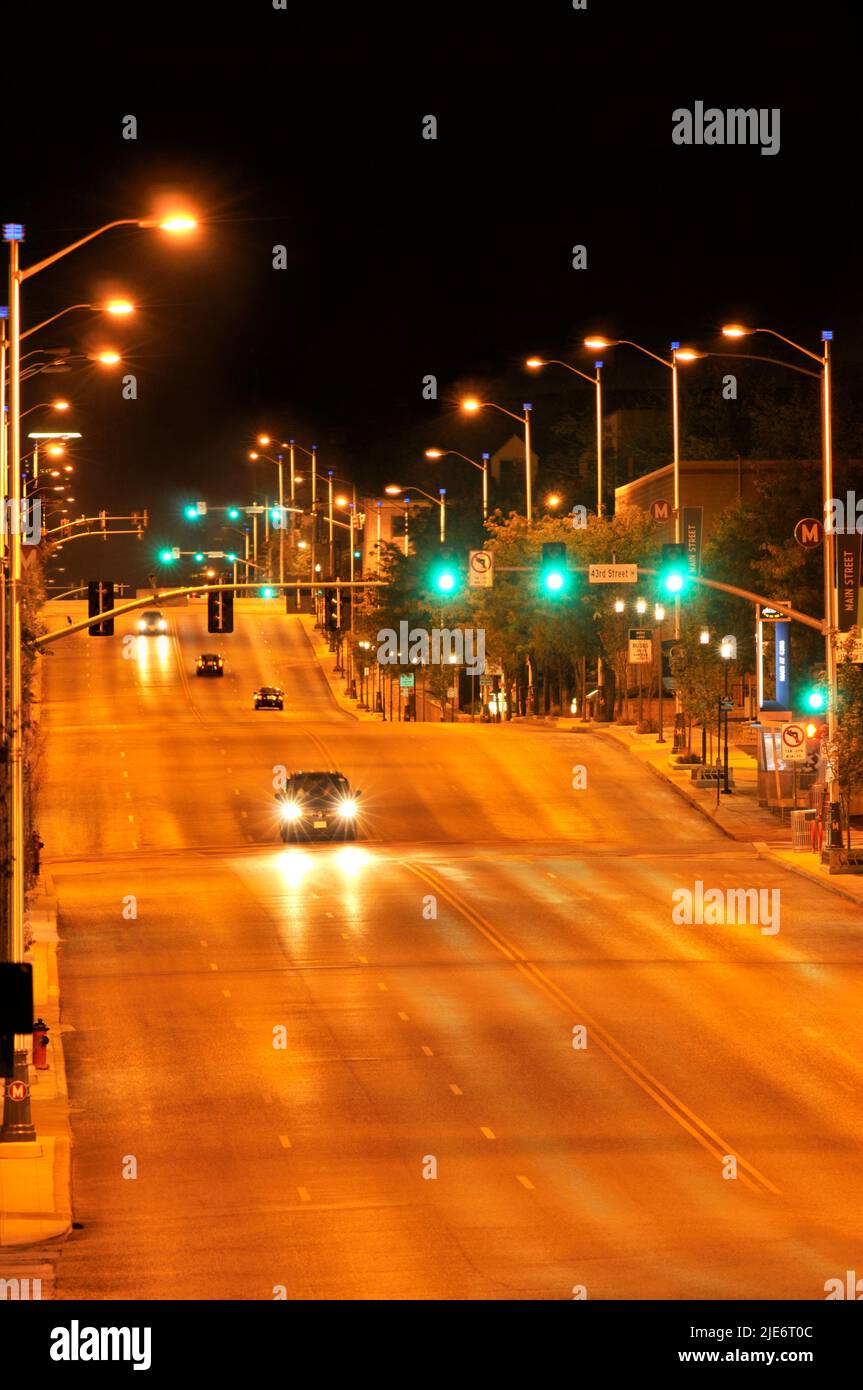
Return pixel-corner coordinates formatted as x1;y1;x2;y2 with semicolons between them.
275;770;362;842
254;686;284;710
137;609;167;635
196;653;224;677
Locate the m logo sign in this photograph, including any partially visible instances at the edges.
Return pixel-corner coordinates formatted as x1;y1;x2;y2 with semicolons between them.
794;517;823;548
649;499;671;522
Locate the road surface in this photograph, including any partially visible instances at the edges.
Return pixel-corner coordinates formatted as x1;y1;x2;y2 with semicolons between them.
36;599;863;1299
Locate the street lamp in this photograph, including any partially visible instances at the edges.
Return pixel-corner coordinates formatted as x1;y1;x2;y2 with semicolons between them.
386;483;446;543
1;209;197;1140
21;297;136;341
720;321;838;836
583;336;683;545
461;396;533;522
526;355;604;516
425;447;490;521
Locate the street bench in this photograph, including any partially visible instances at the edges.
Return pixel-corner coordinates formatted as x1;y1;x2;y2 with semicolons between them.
690;767;736;787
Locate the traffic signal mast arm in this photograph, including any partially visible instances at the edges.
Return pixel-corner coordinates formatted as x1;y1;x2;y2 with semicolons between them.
34;580;387;647
41;512;148;541
491;562;822;632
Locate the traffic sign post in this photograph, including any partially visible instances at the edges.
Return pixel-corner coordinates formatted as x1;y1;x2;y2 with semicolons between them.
780;722;807;764
628;628;653;664
468;550;494;588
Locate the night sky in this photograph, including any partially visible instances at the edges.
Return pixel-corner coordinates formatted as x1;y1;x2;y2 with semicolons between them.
4;0;854;583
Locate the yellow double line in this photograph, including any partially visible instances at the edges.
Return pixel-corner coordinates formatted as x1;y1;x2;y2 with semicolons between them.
403;859;781;1198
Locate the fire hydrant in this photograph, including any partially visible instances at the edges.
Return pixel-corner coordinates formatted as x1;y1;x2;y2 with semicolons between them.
32;1018;50;1070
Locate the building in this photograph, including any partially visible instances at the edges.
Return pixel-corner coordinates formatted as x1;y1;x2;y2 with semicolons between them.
614;458;807;545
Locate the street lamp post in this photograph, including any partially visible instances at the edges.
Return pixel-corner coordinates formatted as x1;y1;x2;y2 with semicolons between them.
526;357;604;515
1;210;196;1140
386;484;445;543
461;397;533;522
654;602;667;744
425;447;489;522
721;323;838;837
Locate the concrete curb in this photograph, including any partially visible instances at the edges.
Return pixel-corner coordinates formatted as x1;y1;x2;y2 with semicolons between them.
0;872;72;1248
298;615;382;722
584;725;739;842
753;842;863;907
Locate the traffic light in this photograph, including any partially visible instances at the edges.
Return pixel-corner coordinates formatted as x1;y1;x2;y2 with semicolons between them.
207;589;234;633
225;551;238;563
158;547;179;564
804;687;826;712
260;586;276;599
194;552;205;563
183;504;199;521
88;580;114;636
540;542;569;595
323;591;339;631
226;507;241;520
660;542;688;595
429;548;461;596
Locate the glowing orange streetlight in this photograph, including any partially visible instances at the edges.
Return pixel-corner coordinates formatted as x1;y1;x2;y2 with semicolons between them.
461;395;533;521
105;299;135;315
721;324;748;338
95;350;121;365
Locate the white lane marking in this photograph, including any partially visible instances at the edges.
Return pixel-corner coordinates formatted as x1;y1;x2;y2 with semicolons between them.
210;963;219;972
279;1135;292;1148
449;1083;463;1096
516;1175;535;1191
421;1044;433;1056
398;1012;409;1021
480;1126;496;1140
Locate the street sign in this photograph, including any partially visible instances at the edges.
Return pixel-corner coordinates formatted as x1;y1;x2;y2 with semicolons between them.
589;563;637;584
483;661;503;676
628;628;653;664
196;500;207;515
468;550;494;588
836;632;863;663
759;602;791;621
719;697;734;711
649;499;672;522
794;517;823;547
682;506;703;574
447;687;456;699
479;675;493;686
399;673;415;688
781;722;807;763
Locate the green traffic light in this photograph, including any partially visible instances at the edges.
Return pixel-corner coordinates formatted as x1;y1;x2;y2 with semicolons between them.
805;689;825;711
227;507;240;520
226;552;238;562
183;505;198;520
435;569;456;594
194;552;205;563
261;586;276;599
158;549;174;564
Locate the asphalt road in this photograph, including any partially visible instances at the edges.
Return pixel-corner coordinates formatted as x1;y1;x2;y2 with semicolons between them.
37;599;863;1300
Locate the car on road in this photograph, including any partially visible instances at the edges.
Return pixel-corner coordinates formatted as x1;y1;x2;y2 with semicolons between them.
275;770;362;842
254;685;284;710
196;653;224;677
137;610;167;635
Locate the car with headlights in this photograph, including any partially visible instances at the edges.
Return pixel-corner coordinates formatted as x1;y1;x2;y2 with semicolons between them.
196;652;224;677
254;685;284;710
137;609;167;635
275;771;362;842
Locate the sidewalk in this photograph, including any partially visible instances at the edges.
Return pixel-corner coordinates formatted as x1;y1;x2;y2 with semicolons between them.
300;616;380;721
573;720;863;907
0;870;72;1250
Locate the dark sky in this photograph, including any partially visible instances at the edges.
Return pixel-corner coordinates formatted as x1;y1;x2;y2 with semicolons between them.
4;0;856;583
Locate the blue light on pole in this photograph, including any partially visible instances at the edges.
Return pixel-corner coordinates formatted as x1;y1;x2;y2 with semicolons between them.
3;224;24;242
